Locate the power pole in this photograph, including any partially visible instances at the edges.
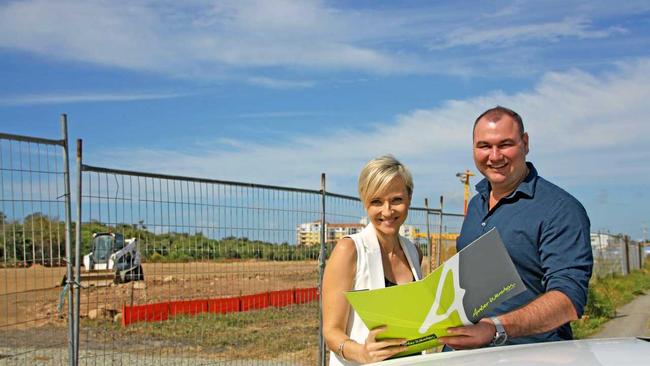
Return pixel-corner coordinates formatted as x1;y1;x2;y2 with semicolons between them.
456;169;474;216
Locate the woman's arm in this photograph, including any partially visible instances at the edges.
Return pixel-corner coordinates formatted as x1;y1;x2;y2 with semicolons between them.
323;238;358;359
322;238;407;363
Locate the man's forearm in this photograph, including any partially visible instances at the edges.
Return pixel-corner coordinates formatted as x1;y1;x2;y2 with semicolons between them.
499;290;578;337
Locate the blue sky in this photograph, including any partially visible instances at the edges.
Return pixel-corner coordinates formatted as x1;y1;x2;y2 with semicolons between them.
1;0;649;240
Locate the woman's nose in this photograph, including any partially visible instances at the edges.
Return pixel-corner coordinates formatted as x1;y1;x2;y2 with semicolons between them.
381;201;392;216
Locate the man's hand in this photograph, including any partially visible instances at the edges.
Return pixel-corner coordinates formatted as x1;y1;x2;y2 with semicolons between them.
438;318;495;350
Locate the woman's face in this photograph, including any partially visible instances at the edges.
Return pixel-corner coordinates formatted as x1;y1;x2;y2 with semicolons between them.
365;177;411;238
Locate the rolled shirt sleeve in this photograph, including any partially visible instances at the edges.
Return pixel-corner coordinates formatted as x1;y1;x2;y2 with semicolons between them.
539;196;593;317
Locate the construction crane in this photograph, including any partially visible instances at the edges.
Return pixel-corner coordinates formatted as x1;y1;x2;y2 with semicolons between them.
456;169;474;216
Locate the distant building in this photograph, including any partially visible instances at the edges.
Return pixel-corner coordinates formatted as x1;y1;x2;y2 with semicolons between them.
590;232;615;250
399;224;419;242
296;219;419;246
296;221;365;246
296;221;323;247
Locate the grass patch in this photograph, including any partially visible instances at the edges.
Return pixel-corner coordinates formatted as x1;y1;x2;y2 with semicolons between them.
572;258;650;339
83;302;319;364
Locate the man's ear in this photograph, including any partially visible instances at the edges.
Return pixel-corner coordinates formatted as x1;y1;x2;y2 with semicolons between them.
522;132;529;155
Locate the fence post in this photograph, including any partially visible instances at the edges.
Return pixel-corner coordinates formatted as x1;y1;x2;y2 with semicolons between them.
639;243;644;269
623;235;630;275
318;173;327;366
74;139;83;365
596;232;603;278
60;115;75;366
424;198;432;274
436;196;444;268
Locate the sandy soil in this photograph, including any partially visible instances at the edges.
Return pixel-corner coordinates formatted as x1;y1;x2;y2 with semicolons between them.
1;260;319;328
1;260;320;365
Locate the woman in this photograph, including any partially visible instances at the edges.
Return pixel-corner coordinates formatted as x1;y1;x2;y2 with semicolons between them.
323;155;423;365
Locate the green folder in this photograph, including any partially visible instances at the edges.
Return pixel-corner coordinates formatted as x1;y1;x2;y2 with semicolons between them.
345;228;525;357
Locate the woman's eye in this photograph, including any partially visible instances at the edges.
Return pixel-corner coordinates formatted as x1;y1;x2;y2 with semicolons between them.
370;199;382;206
392;198;403;204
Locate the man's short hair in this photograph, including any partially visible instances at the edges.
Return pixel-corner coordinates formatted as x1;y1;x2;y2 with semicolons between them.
473;106;525;137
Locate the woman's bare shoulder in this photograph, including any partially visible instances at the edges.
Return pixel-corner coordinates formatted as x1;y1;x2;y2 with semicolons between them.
329;237;357;265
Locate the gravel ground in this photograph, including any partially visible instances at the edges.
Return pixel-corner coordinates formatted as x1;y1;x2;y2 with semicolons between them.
0;347;304;366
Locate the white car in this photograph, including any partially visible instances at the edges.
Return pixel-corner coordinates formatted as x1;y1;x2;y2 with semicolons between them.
370;337;650;366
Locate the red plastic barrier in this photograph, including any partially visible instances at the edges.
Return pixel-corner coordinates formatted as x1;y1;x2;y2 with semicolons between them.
122;303;169;326
208;297;241;314
169;299;208;317
240;292;270;311
121;287;319;327
294;287;319;304
269;289;295;307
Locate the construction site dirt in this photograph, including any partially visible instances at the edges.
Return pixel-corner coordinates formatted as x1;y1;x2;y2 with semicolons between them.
1;260;319;327
1;260;321;364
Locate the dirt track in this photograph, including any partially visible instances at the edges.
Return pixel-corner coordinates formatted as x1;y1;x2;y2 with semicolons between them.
589;292;650;338
1;260;319;328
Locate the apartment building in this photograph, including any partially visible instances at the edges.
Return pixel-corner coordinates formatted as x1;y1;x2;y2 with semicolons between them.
296;219;419;246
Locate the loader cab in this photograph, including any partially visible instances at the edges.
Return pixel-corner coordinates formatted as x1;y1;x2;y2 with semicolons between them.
91;232;124;265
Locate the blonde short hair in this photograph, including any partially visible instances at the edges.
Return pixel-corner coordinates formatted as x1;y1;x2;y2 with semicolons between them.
358;155;413;206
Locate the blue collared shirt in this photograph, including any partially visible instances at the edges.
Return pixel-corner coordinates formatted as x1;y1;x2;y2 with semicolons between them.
457;162;593;344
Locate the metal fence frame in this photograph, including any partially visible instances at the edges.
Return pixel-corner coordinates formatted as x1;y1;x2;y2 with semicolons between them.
75;141;330;365
0;115;74;365
71;139;463;365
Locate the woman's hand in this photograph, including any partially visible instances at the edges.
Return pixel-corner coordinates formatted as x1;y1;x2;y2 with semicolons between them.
360;326;408;363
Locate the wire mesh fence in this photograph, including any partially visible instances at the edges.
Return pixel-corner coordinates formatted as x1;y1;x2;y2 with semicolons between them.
72;155;466;365
75;163;324;365
591;232;644;278
0;123;73;365
2;119;647;366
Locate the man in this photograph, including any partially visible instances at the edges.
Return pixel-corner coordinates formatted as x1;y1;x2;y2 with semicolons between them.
440;106;593;349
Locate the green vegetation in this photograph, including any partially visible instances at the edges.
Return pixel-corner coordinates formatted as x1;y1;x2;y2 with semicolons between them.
83;302;319;364
1;211;320;265
0;212;67;266
572;257;650;339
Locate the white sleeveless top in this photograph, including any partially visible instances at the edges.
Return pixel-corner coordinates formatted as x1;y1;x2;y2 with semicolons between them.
329;223;423;366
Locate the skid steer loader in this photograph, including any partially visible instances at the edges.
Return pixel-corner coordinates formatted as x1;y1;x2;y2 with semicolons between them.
62;232;144;287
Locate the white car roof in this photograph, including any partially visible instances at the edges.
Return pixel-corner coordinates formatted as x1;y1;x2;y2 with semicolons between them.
370;337;650;366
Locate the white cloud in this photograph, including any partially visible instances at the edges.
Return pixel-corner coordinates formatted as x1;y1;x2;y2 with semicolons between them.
246;77;314;89
98;59;650;205
0;0;409;77
438;17;626;49
0;0;175;71
0;92;187;106
0;0;639;81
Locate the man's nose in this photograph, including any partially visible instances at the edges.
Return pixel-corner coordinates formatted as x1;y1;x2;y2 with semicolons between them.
489;146;503;160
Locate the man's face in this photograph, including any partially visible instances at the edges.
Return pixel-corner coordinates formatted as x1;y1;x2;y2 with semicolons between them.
473;115;529;192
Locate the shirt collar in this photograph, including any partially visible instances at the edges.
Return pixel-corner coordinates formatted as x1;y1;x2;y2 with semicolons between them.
475;162;538;200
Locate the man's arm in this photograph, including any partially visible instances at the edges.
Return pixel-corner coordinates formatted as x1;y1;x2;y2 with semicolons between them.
498;290;577;337
439;290;578;350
